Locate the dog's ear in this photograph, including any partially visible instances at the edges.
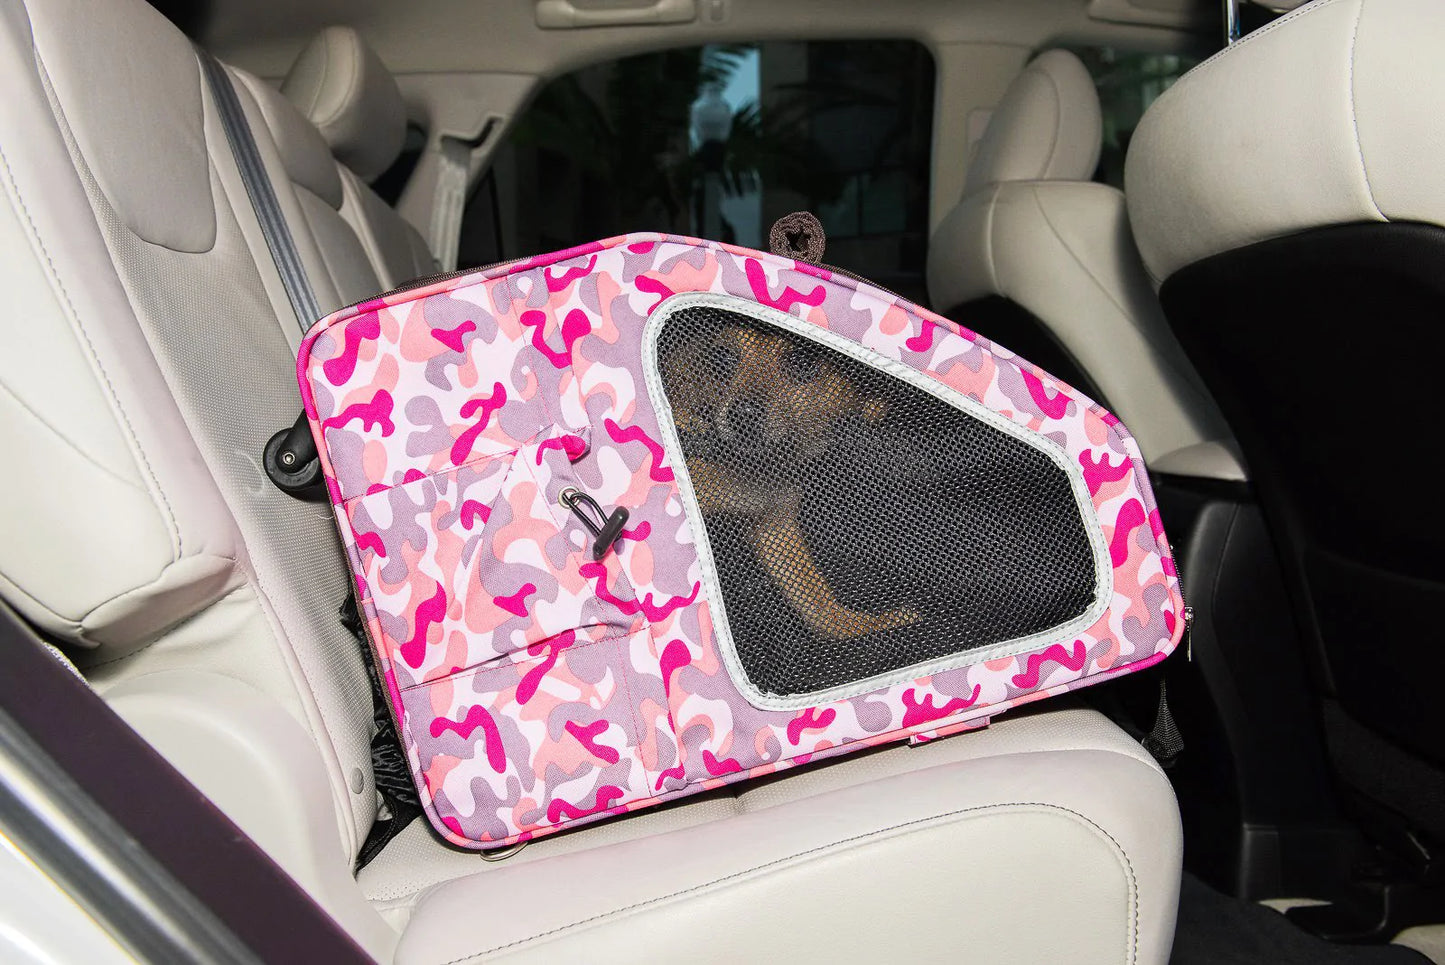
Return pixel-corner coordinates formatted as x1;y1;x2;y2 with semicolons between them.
861;396;888;423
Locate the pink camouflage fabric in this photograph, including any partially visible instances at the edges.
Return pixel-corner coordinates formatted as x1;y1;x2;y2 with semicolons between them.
297;233;1186;850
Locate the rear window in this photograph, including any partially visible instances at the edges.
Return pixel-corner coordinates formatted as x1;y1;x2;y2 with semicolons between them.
469;40;936;304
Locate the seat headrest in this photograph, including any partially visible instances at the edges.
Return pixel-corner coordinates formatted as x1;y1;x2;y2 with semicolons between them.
965;49;1102;194
1125;0;1445;284
281;26;405;182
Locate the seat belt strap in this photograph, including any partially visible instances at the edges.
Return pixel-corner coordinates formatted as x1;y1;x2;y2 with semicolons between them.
196;48;321;333
429;135;472;272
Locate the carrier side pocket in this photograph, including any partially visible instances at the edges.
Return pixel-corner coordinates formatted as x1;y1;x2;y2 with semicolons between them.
347;427;644;690
403;625;680;847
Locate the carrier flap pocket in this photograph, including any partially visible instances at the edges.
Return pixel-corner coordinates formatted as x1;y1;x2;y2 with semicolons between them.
403;626;680;847
347;427;643;690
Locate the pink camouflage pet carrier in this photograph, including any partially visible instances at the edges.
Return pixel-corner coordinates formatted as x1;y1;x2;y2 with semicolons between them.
295;225;1186;851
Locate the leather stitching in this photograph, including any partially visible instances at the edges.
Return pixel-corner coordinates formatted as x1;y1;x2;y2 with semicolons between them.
1027;184;1128;316
314;31;363;132
0;120;183;564
339;173;391;286
294;185;354;306
0;372;145;489
298;31;329;121
76;556;242;662
980;184;1000;292
1346;0;1384;219
437;801;1141;963
1183;0;1351;82
1037;64;1065;180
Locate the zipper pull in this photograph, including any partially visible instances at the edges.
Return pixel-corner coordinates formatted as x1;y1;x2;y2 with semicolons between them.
1183;605;1195;662
559;487;629;560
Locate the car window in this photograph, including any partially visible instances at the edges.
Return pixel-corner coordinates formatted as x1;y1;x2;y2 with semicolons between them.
470;40;936;304
1069;48;1198;188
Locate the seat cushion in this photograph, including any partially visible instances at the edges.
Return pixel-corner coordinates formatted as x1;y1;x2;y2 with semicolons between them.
363;706;1182;964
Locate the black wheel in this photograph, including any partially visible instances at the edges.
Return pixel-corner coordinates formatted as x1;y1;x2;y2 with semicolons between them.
263;427;324;499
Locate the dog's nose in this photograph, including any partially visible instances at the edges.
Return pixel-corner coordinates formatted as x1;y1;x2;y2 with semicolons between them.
726;398;766;448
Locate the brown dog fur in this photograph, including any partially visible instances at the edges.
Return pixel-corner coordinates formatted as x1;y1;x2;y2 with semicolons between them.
664;322;918;640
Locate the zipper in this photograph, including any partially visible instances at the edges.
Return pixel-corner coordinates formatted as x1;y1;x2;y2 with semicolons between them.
809;259;909;304
337;255;530;316
1173;565;1194;661
339;245;909;320
1183;603;1195;661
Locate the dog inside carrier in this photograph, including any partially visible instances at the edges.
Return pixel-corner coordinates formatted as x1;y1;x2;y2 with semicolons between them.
648;293;1106;707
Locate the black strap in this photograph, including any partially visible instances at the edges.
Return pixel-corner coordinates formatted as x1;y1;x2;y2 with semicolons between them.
196;48;321;332
339;595;422;869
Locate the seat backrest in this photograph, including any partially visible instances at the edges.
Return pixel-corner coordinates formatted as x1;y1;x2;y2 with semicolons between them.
281;26;438;289
927;49;1241;478
232;66;387;313
1126;0;1445;837
0;0;383;879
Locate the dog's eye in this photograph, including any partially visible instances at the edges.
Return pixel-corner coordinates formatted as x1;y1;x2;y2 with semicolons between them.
781;346;820;382
706;343;737;381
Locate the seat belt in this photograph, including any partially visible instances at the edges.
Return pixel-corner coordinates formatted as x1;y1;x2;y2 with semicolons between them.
195;48;321;334
197;48;425;860
195;49;328;497
428;135;472;272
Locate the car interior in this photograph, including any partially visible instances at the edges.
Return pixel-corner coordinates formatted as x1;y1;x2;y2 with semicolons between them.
1;0;1442;961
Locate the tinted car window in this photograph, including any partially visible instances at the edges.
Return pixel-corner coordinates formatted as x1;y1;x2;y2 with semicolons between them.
471;41;936;304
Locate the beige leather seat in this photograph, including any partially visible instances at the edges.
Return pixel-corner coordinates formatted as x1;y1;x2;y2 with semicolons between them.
280;26;437;289
927;49;1242;479
0;0;1184;959
1126;0;1445;869
233;66;389;311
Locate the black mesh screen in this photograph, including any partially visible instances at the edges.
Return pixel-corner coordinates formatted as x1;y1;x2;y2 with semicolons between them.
655;304;1097;699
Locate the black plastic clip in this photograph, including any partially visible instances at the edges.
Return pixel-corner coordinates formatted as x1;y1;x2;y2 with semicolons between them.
559;487;629;560
264;411;326;501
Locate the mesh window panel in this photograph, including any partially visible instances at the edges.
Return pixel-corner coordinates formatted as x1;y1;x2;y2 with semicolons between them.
655;303;1098;699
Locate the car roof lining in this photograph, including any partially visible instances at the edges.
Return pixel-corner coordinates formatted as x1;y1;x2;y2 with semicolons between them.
201;0;1211;83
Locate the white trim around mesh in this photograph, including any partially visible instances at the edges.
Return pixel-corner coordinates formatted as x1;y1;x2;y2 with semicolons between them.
641;291;1112;712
